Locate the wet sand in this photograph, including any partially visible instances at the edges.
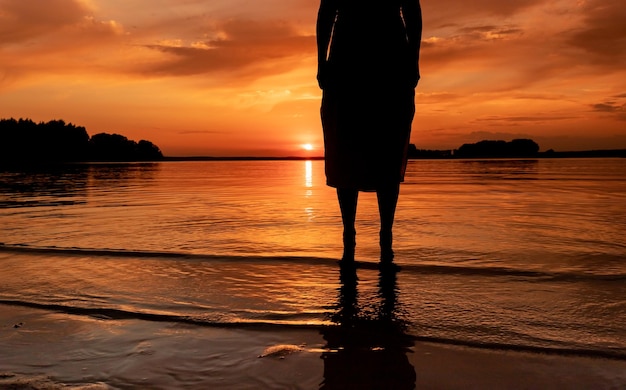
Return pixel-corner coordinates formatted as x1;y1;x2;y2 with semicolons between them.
1;304;625;389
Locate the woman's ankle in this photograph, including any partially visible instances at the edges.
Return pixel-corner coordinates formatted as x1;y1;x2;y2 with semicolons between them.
342;229;356;261
379;230;393;261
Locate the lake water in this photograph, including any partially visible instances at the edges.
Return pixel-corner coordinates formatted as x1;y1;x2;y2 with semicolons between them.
1;158;625;360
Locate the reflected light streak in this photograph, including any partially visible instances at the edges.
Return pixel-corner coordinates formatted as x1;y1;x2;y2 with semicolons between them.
305;207;315;222
304;160;314;220
305;160;313;188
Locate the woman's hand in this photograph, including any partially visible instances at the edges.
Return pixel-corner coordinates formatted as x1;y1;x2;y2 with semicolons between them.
410;64;421;88
317;61;329;90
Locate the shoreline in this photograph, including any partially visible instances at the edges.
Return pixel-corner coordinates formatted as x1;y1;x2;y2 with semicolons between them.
2;304;625;389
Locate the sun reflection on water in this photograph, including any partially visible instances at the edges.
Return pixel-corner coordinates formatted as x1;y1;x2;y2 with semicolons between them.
305;160;313;189
304;160;315;221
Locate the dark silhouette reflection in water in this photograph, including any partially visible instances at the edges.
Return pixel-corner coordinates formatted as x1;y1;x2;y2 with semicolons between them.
88;162;160;188
459;159;539;180
0;163;160;208
320;264;416;389
0;165;90;208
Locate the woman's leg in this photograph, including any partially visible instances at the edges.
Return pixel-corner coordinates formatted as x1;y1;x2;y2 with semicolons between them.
376;183;400;262
337;188;358;261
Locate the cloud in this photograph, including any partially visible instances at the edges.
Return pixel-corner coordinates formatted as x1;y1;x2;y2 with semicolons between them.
474;115;575;123
0;0;123;46
140;19;315;81
0;0;88;43
457;25;524;39
565;0;626;65
467;130;537;140
416;92;464;104
592;103;621;113
177;130;225;134
0;0;127;85
424;0;546;27
591;95;626;120
422;23;526;70
420;0;626;105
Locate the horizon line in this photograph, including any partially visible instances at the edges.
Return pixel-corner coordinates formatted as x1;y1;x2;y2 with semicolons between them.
162;148;626;161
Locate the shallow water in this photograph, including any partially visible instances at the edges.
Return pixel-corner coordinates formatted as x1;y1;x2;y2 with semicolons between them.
1;158;625;359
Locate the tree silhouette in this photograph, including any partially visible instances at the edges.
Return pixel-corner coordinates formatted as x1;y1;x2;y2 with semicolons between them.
89;133;163;162
0;118;163;164
455;139;539;158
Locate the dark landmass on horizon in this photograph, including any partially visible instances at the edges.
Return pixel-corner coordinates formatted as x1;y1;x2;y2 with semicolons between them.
165;139;626;160
162;156;325;161
407;140;626;159
1;118;624;164
163;149;626;161
0;118;163;164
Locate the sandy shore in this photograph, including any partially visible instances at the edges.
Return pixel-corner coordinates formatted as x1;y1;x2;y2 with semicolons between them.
1;304;625;389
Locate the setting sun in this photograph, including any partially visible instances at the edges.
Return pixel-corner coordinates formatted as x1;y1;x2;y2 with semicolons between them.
302;143;314;151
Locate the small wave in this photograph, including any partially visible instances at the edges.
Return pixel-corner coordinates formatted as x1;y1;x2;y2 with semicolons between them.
2;299;625;362
396;262;626;282
0;373;111;390
1;244;624;283
411;335;626;362
0;199;85;208
0;243;334;267
0;299;324;331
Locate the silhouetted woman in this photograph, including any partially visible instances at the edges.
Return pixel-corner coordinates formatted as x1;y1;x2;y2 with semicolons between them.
317;0;422;263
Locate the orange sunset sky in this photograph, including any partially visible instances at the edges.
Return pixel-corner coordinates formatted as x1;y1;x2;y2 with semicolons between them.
1;0;625;156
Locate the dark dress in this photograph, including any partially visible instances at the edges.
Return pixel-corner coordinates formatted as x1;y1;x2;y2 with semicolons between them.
321;1;416;191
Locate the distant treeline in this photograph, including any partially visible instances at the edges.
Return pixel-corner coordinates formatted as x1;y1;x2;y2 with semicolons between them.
455;139;539;158
408;139;539;159
0;118;163;163
409;139;626;159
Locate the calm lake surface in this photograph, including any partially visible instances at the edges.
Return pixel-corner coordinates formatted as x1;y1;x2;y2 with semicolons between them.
1;158;625;359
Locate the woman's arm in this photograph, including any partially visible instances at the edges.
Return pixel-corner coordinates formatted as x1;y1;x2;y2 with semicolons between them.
402;0;423;87
316;0;337;89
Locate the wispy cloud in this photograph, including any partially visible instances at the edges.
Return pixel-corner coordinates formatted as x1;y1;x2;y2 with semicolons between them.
591;95;626;120
565;0;626;64
140;19;314;81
